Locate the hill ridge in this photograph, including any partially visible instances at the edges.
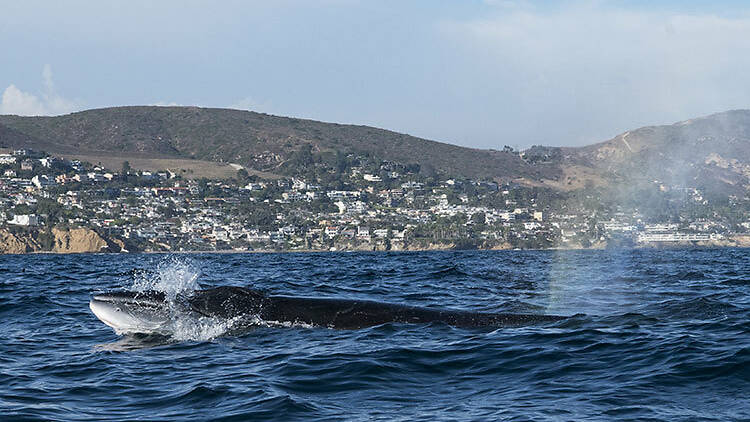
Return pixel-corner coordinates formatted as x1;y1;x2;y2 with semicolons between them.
3;106;750;192
0;105;555;181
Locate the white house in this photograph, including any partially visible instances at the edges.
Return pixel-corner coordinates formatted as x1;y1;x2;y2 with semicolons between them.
39;157;56;168
357;226;370;238
32;175;57;189
0;154;17;165
8;214;40;226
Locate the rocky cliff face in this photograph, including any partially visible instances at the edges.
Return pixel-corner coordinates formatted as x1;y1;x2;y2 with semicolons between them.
0;227;125;254
0;229;40;254
51;228;110;253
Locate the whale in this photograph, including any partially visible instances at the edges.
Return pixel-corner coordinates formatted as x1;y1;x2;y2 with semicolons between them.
90;286;567;335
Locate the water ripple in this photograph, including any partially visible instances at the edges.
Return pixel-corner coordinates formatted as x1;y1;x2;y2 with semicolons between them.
0;249;749;421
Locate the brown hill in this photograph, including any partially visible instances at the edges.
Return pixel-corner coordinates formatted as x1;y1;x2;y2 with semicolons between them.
571;110;750;194
0;106;558;181
3;106;750;194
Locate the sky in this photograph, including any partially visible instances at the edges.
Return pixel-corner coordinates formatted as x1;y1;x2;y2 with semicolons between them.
2;0;750;149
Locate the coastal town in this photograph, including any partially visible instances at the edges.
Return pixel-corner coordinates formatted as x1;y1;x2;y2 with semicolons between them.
0;147;747;253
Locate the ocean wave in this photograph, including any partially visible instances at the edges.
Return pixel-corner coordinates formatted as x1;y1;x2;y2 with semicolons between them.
0;250;748;421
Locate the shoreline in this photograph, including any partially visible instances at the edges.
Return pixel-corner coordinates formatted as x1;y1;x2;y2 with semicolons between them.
5;243;748;256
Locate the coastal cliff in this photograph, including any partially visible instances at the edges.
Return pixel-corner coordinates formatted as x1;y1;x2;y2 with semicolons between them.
2;227;749;254
51;227;113;253
0;229;40;254
0;227;126;254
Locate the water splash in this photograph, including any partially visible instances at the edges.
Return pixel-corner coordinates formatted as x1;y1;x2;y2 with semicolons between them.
104;257;323;343
119;257;242;341
131;256;201;300
168;314;247;342
166;315;319;342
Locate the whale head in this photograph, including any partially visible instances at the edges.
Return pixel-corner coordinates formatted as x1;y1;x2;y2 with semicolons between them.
90;286;269;336
89;290;177;335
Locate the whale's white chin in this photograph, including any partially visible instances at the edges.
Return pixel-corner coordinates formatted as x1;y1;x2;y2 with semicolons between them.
89;298;169;335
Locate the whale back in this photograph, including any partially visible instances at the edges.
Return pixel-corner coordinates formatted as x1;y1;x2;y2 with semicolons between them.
187;286;267;319
182;286;568;329
261;296;568;329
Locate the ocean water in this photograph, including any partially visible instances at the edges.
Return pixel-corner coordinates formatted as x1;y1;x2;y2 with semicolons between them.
1;249;748;421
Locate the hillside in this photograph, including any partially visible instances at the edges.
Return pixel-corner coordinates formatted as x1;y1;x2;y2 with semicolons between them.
3;107;750;194
570;110;750;195
0;106;557;181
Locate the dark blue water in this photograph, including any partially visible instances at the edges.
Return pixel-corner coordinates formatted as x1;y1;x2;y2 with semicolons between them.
1;249;749;421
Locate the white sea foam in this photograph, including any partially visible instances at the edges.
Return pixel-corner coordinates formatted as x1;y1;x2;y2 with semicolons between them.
117;257;306;341
167;314;245;342
131;257;201;300
126;257;238;341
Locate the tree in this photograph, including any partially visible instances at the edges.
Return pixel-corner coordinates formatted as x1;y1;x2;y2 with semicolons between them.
404;163;420;174
299;144;314;164
36;199;64;225
245;206;275;229
335;151;349;174
158;204;177;219
471;212;486;225
37;230;56;251
122;161;131;174
419;163;436;178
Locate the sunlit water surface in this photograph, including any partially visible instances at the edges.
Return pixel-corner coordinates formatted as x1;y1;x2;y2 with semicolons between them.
1;250;749;421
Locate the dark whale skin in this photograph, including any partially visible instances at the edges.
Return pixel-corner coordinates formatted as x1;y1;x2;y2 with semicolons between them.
185;286;567;329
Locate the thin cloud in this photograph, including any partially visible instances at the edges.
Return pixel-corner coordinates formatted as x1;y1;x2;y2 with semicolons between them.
151;101;185;107
42;64;54;93
437;4;750;146
229;97;272;113
0;84;48;116
0;65;81;116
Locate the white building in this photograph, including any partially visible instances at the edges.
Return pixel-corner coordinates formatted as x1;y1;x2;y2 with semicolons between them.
373;229;389;238
292;179;307;190
32;175;57;189
637;232;717;243
0;154;17;165
243;182;266;191
39;157;56;168
357;226;370;238
8;214;40;226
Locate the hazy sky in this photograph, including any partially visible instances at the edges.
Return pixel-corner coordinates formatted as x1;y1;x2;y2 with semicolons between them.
2;0;750;149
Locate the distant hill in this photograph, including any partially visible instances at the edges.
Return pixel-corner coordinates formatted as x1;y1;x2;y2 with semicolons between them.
571;110;750;196
3;106;750;194
0;106;557;181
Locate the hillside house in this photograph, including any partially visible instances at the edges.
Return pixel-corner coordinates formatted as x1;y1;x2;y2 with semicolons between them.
0;154;17;165
8;214;40;226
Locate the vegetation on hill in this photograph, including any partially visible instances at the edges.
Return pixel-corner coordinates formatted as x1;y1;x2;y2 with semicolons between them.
0;106;558;181
4;107;750;197
573;110;750;197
